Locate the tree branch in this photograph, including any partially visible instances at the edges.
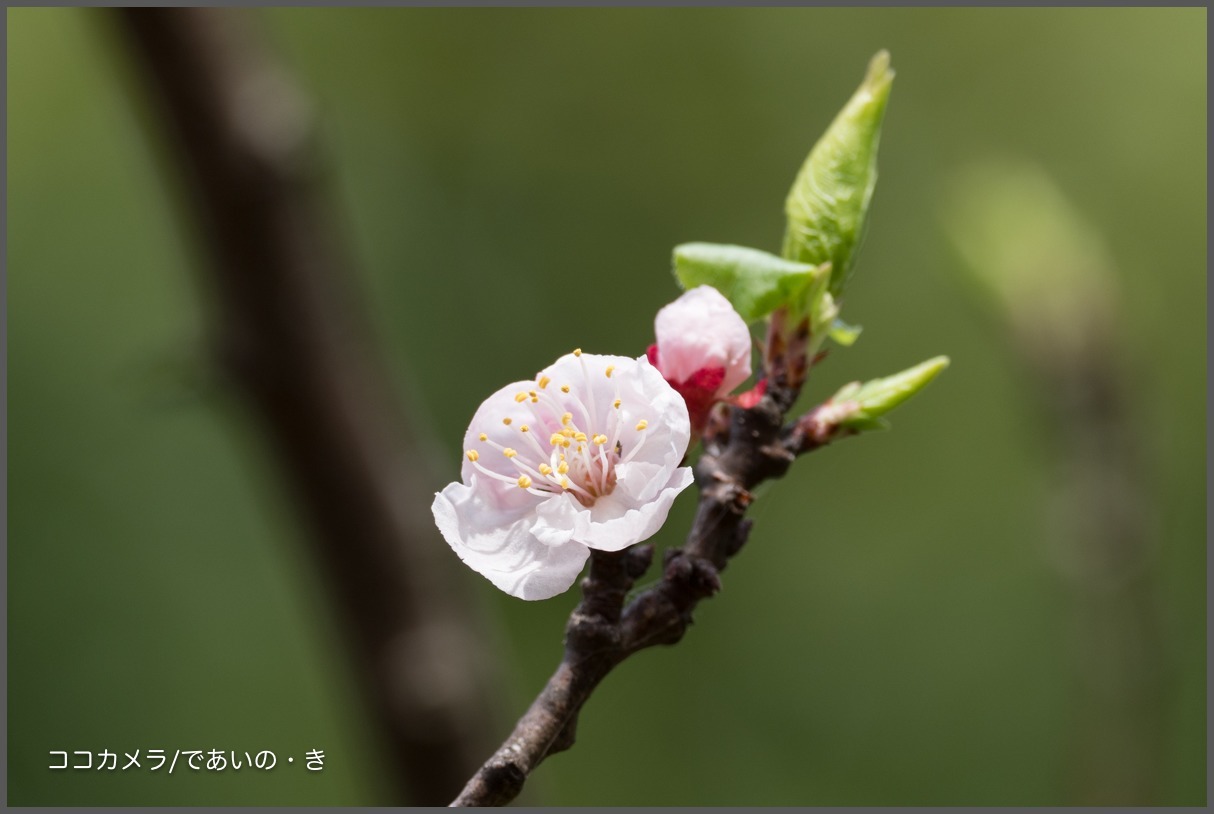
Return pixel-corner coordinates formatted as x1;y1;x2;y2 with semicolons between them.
113;9;499;804
452;380;844;806
1027;330;1165;806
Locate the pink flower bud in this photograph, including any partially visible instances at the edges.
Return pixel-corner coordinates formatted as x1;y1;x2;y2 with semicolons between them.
649;286;753;430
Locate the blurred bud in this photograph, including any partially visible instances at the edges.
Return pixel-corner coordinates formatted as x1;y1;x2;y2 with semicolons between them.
828;317;863;347
783;50;894;297
940;159;1117;357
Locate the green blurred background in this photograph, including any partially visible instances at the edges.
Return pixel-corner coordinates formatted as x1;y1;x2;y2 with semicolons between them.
8;7;1205;806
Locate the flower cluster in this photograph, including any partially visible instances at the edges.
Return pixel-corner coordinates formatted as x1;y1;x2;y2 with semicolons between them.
433;288;754;600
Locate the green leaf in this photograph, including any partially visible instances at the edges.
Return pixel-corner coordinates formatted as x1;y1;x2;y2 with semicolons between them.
832;380;863;402
783;50;894;296
841;415;891;433
835;355;949;427
828;317;863;347
672;242;827;323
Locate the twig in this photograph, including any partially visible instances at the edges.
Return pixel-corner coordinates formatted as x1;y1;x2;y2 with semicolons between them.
1031;342;1165;805
452;381;846;806
113;9;499;804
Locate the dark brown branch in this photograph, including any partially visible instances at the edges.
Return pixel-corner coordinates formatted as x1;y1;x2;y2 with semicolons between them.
452;381;843;807
782;400;860;455
113;9;498;804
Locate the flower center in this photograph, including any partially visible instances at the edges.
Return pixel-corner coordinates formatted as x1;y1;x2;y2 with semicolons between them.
464;350;652;506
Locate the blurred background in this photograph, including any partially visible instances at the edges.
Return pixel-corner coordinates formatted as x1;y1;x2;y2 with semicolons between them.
8;7;1205;806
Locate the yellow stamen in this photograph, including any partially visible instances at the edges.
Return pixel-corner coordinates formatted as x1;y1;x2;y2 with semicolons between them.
503;448;517;458
502;417;512;426
517;475;532;489
557;461;569;475
561;427;576;437
520;425;530;433
478;433;488;441
538;376;551;389
514;392;528;403
635;420;649;431
466;450;479;462
550;433;564;446
592;434;608;445
573;432;588;443
573;348;582;357
605;365;615;378
538;463;553;475
561;477;570;488
560;385;571;393
613;398;622;409
561;412;573;426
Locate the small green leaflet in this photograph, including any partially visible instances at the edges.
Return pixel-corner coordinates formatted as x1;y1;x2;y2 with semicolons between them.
833;355;950;430
672;242;828;324
828;318;863;347
783;50;894;297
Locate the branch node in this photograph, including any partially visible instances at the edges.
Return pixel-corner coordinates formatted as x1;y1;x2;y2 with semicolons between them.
664;552;722;599
725;518;754;559
623;544;655;580
549;716;579;755
565;610;621;654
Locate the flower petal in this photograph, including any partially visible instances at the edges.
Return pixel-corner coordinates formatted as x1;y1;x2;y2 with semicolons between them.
538;352;689;471
613;460;665;503
461;378;561;487
535;466;694;553
432;475;589;600
629;355;692;471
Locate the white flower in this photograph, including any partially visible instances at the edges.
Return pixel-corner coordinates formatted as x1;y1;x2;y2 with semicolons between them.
648;286;753;429
432;350;694;600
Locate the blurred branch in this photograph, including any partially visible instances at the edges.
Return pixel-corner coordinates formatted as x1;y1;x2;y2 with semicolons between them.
1033;326;1165;806
114;8;498;804
942;161;1166;805
453;378;849;806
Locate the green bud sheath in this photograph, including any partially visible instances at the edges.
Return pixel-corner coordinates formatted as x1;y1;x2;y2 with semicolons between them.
783;50;894;296
838;355;950;426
